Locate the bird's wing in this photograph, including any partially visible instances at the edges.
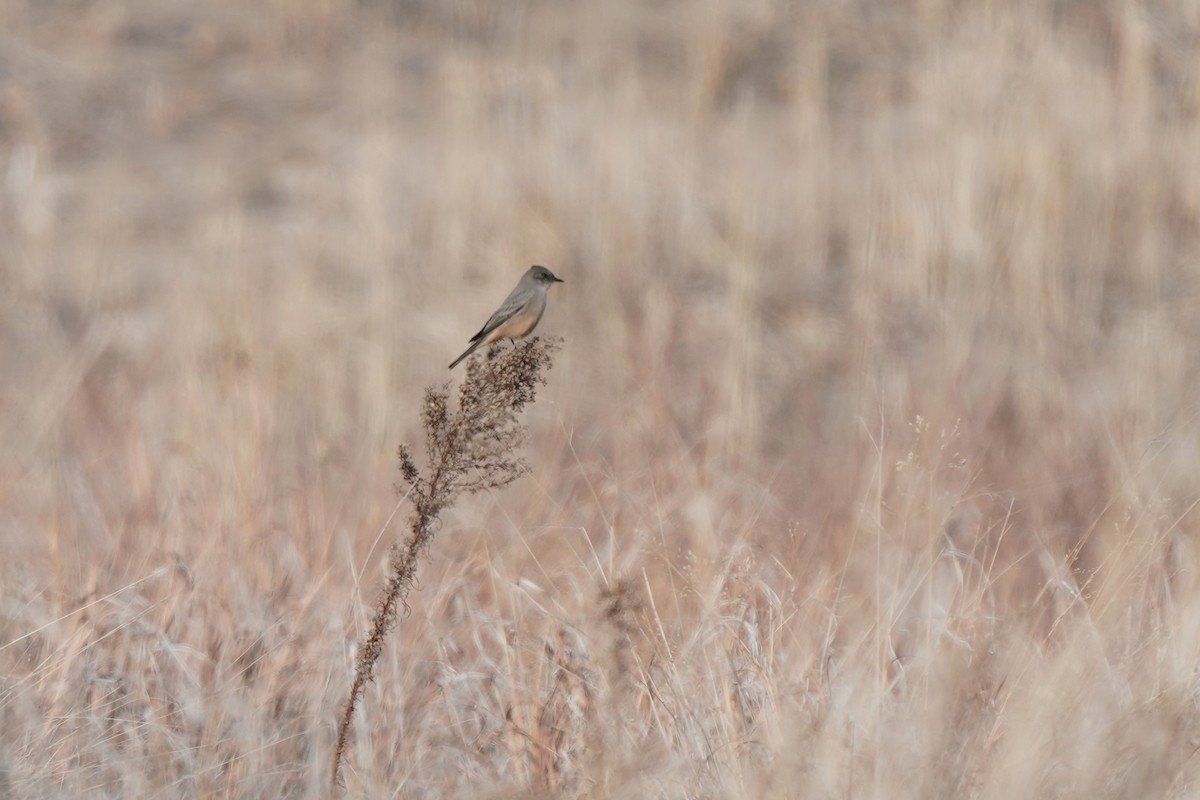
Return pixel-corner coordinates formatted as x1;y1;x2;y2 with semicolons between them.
468;286;529;342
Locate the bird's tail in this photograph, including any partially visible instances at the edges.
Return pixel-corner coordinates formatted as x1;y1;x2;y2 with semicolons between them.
448;340;482;370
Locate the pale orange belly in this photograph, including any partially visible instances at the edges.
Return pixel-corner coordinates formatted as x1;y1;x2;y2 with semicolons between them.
484;303;544;344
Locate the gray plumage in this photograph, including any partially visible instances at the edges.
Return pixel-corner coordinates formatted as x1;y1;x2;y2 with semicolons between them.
449;265;563;369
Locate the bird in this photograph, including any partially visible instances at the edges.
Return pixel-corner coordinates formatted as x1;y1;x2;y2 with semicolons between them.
449;265;564;369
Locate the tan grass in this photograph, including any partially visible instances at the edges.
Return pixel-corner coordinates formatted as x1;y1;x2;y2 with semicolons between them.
3;0;1200;797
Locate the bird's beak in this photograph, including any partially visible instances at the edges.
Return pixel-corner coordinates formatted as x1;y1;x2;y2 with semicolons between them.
554;276;564;283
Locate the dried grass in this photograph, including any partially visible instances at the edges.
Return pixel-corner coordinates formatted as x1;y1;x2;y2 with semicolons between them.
3;0;1200;797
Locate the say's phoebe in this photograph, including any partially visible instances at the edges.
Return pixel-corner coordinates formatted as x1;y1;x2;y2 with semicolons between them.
449;265;564;369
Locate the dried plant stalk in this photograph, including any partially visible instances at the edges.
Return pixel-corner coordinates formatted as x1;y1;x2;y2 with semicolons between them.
332;337;561;788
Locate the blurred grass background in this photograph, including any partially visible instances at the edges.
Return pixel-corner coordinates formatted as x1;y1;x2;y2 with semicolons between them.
3;0;1200;796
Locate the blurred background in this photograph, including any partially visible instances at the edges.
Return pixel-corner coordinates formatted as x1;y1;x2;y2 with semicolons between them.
3;1;1200;796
